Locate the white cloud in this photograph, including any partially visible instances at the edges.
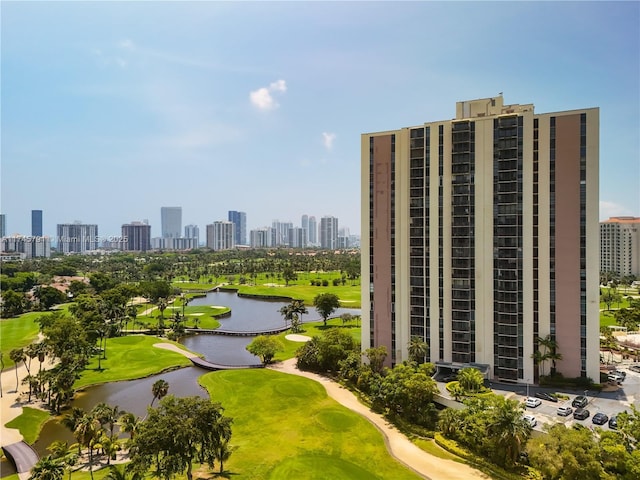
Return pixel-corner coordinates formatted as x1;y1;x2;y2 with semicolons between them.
118;39;135;50
322;132;336;151
600;200;635;221
249;79;287;111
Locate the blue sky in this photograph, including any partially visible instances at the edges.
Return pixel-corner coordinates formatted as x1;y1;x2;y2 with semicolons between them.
2;1;639;238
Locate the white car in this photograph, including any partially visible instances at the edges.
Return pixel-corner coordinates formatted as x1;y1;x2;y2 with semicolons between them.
523;414;537;427
525;397;542;408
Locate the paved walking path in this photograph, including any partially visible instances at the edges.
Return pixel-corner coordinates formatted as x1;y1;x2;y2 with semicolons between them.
268;359;488;480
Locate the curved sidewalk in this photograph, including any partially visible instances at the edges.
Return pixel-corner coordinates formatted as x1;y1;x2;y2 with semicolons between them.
268;359;489;480
155;343;488;479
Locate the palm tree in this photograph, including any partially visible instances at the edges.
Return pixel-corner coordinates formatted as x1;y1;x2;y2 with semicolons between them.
104;464;141;480
408;336;429;364
279;303;295;328
438;408;462;438
117;412;140;441
74;413;101;480
457;367;485;393
291;299;308;325
61;408;86;454
150;379;169;407
29;455;65;480
489;397;531;466
92;403;122;440
47;441;77;480
214;438;235;474
10;347;25;392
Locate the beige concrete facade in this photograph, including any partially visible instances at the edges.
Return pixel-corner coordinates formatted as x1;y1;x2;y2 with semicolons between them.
362;96;600;383
600;217;640;277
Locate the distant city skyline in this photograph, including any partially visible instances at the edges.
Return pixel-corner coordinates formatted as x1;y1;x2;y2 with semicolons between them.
2;2;638;237
0;208;352;240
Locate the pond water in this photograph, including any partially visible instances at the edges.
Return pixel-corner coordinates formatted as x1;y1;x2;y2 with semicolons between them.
28;291;360;457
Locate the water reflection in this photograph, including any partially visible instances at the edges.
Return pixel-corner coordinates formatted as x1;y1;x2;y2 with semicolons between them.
30;292;360;457
32;367;206;456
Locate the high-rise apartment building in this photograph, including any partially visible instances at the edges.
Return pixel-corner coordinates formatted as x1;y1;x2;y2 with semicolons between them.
301;215;309;245
0;214;6;238
271;220;293;247
250;227;273;248
600;217;640;277
122;221;151;252
31;210;43;237
206;221;235;251
361;96;599;383
228;211;247;245
57;222;99;254
288;227;307;248
184;224;200;245
161;207;182;239
319;216;339;249
308;216;317;245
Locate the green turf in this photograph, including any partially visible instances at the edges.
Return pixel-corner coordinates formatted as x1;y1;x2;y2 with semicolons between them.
199;368;420;480
74;336;193;389
274;318;361;362
0;312;46;367
4;406;51;444
173;271;362;308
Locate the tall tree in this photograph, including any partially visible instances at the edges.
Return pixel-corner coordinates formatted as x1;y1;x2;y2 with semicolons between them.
28;455;65;480
408;336;429;364
9;347;25;392
150;379;169;407
130;396;233;480
313;293;340;326
488;396;531;466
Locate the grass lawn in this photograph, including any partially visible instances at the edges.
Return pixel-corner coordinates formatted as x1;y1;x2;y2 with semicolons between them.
172;271;362;308
74;336;194;389
274;318;361;362
199;368;421;480
133;304;225;330
4;406;51;444
0;311;47;367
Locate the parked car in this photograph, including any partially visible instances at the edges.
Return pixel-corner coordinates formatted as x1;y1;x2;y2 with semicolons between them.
525;397;542;408
557;406;574;416
523;414;537;427
535;391;558;403
609;415;618;429
573;408;590;420
613;370;626;379
592;412;609;425
629;365;640;373
572;395;588;408
608;373;624;383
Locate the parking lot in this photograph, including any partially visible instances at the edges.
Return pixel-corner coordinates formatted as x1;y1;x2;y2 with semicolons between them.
514;364;640;432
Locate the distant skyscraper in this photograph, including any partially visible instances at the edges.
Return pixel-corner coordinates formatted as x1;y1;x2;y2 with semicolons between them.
57;222;99;254
0;214;6;237
271;220;293;247
600;217;640;277
206;221;235;251
32;210;43;237
228;211;247;245
308;216;317;245
250;227;273;248
122;221;151;251
319;216;339;249
301;215;309;246
161;207;182;239
1;235;50;258
184;224;200;245
288;227;307;248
